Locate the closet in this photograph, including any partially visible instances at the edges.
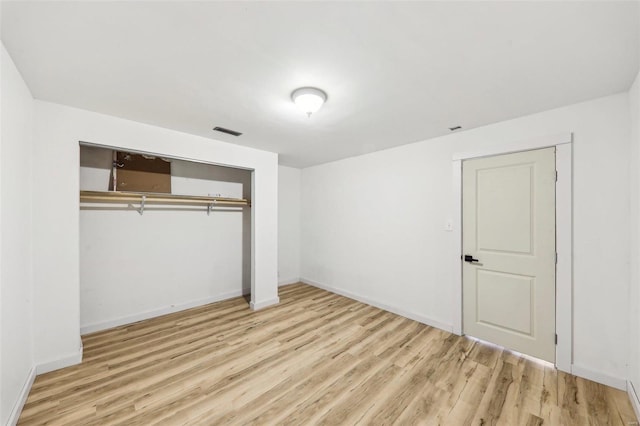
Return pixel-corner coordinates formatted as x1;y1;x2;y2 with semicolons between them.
79;144;252;334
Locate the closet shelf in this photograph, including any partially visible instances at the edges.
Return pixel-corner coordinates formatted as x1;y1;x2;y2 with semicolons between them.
80;190;250;207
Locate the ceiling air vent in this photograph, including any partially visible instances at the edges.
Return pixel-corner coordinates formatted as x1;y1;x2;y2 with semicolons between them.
213;126;243;137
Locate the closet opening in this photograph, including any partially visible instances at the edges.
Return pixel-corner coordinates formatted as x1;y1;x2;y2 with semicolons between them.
78;143;253;334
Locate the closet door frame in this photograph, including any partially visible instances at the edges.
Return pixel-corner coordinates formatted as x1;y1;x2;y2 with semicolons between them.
79;141;279;311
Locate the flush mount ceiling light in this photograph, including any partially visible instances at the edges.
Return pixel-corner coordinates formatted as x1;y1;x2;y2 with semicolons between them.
291;87;327;117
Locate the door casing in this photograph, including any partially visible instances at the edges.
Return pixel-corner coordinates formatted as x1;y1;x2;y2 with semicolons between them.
451;132;572;372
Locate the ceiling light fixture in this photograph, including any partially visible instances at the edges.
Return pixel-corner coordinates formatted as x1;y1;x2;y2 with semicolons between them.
291;87;327;118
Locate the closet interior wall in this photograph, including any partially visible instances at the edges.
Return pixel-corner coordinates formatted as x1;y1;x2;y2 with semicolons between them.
79;145;251;333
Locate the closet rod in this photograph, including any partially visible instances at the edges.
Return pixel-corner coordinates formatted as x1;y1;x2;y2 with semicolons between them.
79;190;250;207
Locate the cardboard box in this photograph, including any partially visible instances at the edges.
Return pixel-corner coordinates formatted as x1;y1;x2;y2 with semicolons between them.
115;152;171;193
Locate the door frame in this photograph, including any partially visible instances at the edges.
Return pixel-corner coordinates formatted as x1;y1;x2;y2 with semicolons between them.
451;132;572;372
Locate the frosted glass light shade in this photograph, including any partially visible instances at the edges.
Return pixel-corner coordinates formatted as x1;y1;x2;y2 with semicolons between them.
291;87;327;117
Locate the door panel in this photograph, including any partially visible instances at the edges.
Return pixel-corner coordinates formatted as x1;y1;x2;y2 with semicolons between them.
463;147;555;362
476;164;533;254
476;270;533;336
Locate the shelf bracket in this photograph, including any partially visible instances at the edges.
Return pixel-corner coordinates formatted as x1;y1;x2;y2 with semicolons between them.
207;200;216;216
137;195;146;215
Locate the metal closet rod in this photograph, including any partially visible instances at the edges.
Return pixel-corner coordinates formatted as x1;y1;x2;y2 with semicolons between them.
79;190;250;207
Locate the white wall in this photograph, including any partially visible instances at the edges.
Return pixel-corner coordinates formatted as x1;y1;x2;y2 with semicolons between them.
301;93;631;386
629;67;640;412
79;148;252;333
278;166;301;285
1;44;34;425
32;100;279;371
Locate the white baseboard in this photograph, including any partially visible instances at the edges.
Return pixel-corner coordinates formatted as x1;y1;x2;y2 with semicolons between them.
11;343;84;421
250;297;280;310
80;290;247;335
6;366;36;426
628;380;640;421
300;278;453;333
278;277;300;287
570;364;627;390
36;345;83;375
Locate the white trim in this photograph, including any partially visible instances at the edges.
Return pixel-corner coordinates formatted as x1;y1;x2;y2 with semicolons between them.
555;143;573;373
301;278;454;333
570;364;627;391
36;346;83;374
628;380;640;421
81;290;247;335
250;296;280;310
451;159;463;336
6;366;36;426
452;132;572;161
452;132;573;372
278;277;300;287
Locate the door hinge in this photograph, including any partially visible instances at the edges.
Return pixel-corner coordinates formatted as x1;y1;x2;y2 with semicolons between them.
555;253;558;264
555;170;558;181
555;334;558;345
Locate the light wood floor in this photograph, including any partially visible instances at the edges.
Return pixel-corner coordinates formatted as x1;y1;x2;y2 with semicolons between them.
19;283;637;425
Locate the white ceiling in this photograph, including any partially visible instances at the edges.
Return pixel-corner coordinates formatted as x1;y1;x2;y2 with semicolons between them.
2;1;639;168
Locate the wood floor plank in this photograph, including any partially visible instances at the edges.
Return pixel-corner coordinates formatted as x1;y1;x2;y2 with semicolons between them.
278;355;387;425
317;362;402;425
17;283;638;425
246;352;361;424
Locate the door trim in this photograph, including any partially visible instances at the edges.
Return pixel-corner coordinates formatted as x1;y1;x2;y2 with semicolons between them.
451;132;572;372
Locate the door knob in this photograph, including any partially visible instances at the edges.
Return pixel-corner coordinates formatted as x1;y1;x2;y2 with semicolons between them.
464;255;479;263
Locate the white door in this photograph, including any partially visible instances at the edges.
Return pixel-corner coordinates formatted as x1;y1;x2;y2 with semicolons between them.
462;147;556;362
